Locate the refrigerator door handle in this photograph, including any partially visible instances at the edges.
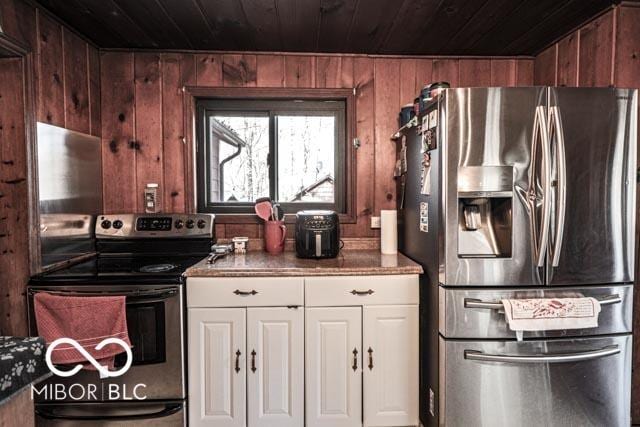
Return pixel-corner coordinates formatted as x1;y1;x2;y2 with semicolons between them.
464;345;619;364
463;293;622;310
533;106;552;267
549;106;567;267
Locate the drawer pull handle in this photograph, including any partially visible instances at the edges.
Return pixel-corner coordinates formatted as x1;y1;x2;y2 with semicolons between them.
351;289;374;296
235;349;241;373
234;289;258;296
464;293;622;310
368;347;374;370
251;350;257;373
464;345;620;364
352;348;358;371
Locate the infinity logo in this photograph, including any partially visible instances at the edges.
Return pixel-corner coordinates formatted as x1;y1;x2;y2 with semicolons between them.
45;338;132;379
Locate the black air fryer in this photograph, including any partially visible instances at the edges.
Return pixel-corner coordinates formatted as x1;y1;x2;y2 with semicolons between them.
295;210;340;259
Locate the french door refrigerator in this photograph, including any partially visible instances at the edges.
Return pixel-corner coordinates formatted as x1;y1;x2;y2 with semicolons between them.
397;87;637;427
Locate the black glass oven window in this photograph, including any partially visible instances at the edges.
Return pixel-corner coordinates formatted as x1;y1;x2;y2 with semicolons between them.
114;300;166;367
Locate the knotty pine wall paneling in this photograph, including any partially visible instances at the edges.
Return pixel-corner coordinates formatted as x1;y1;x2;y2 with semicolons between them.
63;30;91;134
556;33;579;87
579;11;615;87
353;57;375;238
37;12;64;127
373;58;400;216
0;0;100;335
134;53;163;210
100;53;534;240
101;52;136;213
534;4;640;422
534;45;558;85
0;58;29;336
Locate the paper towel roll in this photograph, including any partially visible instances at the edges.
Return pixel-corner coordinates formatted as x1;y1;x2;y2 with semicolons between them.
380;210;398;255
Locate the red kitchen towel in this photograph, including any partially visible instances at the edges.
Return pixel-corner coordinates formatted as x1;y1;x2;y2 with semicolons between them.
34;293;131;371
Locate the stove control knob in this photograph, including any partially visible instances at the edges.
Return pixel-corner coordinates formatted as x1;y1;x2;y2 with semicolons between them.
112;220;123;229
175;219;184;229
197;219;206;229
186;219;195;229
101;220;112;229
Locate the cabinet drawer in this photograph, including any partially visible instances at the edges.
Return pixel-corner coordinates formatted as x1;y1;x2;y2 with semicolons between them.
187;277;304;307
305;274;419;306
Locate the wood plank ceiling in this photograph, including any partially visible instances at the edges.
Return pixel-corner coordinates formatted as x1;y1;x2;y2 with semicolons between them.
35;0;618;55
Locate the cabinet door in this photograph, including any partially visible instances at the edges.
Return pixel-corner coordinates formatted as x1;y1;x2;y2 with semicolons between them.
306;307;362;427
363;305;419;427
247;307;304;427
189;308;246;427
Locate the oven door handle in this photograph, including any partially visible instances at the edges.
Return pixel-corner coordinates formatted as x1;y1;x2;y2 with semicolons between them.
35;402;183;421
464;345;620;364
29;288;178;301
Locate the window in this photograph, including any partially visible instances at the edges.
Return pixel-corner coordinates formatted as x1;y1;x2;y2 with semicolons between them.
196;98;347;215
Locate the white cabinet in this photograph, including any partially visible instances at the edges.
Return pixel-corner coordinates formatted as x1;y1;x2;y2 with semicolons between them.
363;305;419;427
306;307;362;427
305;305;419;427
247;308;304;427
189;308;246;427
188;305;304;427
187;274;419;427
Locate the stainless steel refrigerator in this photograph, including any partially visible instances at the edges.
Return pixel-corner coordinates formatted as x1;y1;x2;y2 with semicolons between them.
397;87;637;427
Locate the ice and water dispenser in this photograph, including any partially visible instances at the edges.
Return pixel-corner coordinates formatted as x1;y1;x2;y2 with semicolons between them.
457;166;513;258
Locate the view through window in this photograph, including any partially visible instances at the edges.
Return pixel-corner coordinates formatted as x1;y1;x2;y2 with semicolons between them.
197;99;346;214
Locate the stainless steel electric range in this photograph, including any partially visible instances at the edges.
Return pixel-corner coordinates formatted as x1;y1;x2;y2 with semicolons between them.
28;213;214;426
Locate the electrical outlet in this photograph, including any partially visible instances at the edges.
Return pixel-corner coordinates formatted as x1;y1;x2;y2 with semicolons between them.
371;216;381;229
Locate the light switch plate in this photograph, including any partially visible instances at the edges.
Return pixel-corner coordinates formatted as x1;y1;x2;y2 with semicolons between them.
370;216;381;229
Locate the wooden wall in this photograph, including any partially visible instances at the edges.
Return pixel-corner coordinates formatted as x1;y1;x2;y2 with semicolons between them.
535;3;640;423
0;0;100;336
0;57;29;337
100;53;534;239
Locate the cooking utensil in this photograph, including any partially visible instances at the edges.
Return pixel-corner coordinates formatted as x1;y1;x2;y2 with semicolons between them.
272;203;283;221
254;197;273;221
207;243;234;264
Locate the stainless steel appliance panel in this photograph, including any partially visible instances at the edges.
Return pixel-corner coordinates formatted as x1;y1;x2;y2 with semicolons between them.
35;401;185;426
442;87;547;287
439;284;632;339
37;122;102;267
546;88;637;286
96;213;214;239
28;285;185;402
440;334;631;427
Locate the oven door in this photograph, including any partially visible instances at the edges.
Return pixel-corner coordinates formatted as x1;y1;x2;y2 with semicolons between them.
28;285;184;402
440;334;631;427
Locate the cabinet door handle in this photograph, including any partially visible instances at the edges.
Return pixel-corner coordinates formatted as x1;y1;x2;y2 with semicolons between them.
350;289;374;296
368;347;374;370
352;348;358;371
234;289;258;296
251;350;257;373
235;349;241;373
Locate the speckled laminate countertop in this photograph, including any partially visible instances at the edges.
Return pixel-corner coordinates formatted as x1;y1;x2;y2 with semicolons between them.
184;250;422;277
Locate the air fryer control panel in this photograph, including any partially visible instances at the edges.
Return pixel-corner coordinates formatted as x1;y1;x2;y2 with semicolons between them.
302;217;334;230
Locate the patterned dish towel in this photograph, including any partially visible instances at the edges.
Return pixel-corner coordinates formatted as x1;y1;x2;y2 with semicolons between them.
501;298;601;335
